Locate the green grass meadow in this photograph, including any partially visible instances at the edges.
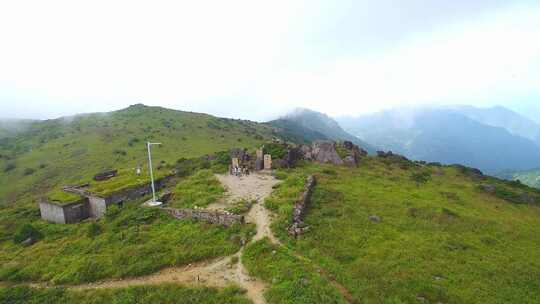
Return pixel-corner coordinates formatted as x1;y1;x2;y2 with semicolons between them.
256;158;540;303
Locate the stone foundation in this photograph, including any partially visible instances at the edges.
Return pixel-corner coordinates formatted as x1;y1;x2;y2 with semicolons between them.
163;208;244;227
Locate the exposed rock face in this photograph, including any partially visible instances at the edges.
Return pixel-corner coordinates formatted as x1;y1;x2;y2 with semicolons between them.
311;141;344;165
341;140;367;167
288;175;316;236
280;147;304;168
299;140;366;166
163;208;244;227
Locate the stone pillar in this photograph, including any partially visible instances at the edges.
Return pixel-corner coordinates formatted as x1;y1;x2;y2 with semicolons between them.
264;154;272;170
255;148;264;171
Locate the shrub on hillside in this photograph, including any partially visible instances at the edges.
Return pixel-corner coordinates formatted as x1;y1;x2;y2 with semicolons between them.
86;222;102;238
3;163;16;172
13;224;43;244
22;168;35;176
411;171;431;186
264;143;287;159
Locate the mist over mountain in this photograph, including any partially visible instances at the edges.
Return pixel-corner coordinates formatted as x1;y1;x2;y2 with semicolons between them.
338;106;540;174
0;119;37;139
450;105;540;145
271;108;376;153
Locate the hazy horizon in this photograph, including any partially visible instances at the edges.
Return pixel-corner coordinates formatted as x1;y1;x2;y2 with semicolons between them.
1;1;539;122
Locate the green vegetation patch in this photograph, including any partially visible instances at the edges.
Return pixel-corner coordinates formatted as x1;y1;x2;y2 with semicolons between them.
276;158;540;303
46;189;83;205
169;169;225;208
86;168;172;197
242;239;347;304
0;284;251;304
226;199;256;215
0;202;252;284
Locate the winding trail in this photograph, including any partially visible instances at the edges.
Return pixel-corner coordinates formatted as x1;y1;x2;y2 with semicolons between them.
62;173;280;304
16;172;355;304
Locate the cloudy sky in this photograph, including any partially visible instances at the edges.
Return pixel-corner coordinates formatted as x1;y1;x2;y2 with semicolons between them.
1;0;539;121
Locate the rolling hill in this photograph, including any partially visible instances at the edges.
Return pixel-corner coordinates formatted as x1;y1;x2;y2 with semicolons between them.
1;105;540;303
0;104;277;205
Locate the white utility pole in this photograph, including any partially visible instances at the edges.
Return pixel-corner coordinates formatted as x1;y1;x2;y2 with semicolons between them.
147;142;162;202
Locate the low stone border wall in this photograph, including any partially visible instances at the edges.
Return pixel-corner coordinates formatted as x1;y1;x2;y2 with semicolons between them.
288;175;316;236
163;208;244;227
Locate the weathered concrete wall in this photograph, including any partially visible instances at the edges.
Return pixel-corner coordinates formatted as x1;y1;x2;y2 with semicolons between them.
88;196;107;218
163;208;244;227
39;199;90;224
288;175;316;236
39;201;68;224
62;201;90;223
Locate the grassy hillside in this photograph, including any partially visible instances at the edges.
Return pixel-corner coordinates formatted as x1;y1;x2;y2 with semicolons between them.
0;285;251;304
0;198;253;284
0;104;274;205
248;158;540;303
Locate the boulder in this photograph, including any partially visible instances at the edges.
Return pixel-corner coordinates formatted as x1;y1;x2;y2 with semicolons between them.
311;141;343;165
21;237;35;247
369;215;381;223
281;147;303;168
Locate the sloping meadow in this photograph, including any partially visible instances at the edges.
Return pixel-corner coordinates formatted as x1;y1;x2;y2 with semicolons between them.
250;158;540;303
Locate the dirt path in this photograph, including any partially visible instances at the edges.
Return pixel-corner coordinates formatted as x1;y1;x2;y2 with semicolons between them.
57;173;279;304
10;172;357;304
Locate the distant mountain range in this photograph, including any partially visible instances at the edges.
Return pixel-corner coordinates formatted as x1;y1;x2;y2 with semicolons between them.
337;106;540;175
268;108;376;153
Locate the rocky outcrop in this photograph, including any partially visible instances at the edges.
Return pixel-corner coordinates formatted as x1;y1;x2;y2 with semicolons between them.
280;147;304;168
299;140;366;166
288;175;316;236
163;208;244;227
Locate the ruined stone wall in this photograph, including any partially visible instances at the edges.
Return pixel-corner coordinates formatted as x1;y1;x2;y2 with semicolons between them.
288;175;316;236
163;208;244;227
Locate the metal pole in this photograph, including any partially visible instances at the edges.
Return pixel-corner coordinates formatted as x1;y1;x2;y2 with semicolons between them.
147;142;157;202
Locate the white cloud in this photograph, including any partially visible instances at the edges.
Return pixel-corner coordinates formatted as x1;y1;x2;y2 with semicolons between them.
0;1;539;120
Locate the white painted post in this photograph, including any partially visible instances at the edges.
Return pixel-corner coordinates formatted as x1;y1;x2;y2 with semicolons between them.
147;142;162;202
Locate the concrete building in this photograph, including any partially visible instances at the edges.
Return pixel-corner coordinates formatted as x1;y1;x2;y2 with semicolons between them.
39;176;172;224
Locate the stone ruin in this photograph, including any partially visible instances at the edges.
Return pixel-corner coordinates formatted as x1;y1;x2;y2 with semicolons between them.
288;175;316;236
163;208;243;227
227;140;368;173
